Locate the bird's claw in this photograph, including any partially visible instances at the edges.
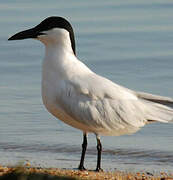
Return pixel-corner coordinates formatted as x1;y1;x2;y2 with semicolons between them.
78;165;87;171
95;167;103;172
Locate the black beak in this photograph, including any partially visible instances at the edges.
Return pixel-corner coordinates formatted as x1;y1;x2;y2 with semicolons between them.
8;28;44;41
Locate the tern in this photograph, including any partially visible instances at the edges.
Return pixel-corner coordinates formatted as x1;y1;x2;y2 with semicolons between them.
8;16;173;171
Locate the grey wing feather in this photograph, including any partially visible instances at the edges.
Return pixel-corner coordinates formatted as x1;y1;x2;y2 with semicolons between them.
136;91;173;108
56;74;173;136
56;76;147;135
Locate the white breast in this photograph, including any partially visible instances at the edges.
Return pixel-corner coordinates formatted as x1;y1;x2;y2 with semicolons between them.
41;42;96;132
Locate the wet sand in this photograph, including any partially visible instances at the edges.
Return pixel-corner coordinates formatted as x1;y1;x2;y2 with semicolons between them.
0;165;173;180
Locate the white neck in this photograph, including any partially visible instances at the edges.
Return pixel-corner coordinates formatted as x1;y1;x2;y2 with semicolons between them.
38;28;74;57
40;28;92;82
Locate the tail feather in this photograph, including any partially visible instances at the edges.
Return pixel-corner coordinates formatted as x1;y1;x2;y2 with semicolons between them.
144;100;173;123
136;91;173;123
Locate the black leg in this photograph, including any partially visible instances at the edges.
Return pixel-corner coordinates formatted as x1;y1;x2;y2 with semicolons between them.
96;135;103;172
78;133;87;170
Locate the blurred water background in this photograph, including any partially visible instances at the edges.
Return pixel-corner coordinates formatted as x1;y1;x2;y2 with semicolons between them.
0;0;173;172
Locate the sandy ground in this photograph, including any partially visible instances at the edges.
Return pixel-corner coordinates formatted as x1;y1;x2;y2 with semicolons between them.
0;165;173;180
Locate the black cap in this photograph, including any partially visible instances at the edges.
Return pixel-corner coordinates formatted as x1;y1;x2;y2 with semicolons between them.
8;16;76;55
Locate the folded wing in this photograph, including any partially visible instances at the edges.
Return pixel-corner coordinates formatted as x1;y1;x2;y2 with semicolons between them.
56;73;150;136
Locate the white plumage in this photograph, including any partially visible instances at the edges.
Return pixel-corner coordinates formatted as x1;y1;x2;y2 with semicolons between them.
8;16;173;171
40;28;173;137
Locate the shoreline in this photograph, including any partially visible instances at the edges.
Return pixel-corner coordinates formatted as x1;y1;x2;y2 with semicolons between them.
0;165;173;180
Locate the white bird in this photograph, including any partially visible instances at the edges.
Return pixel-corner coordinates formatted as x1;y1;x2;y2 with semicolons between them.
8;16;173;171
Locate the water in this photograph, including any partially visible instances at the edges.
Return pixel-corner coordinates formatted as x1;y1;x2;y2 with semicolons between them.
0;0;173;172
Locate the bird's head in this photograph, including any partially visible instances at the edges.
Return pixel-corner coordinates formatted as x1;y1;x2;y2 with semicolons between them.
8;16;76;55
